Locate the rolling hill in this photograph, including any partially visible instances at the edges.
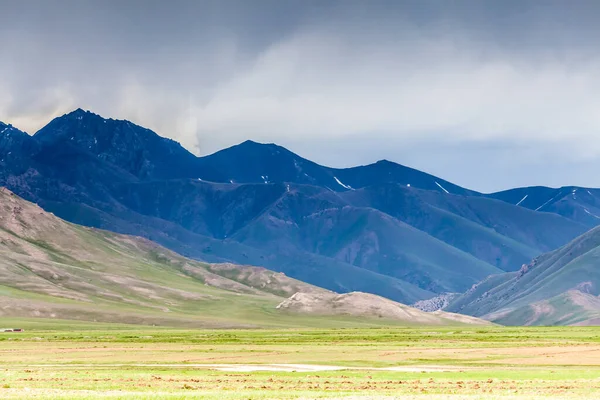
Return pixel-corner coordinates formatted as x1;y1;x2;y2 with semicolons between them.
445;225;600;325
277;291;491;325
0;187;487;327
0;109;590;303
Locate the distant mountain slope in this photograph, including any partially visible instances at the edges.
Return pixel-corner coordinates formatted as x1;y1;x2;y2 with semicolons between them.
340;184;587;270
27;181;436;305
446;225;600;325
490;186;600;228
110;180;436;303
418;189;589;255
231;195;501;293
0;188;482;327
0;109;591;304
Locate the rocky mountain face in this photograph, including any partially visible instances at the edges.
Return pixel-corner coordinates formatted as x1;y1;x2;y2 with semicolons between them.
34;109;201;180
0;109;591;304
0;122;40;172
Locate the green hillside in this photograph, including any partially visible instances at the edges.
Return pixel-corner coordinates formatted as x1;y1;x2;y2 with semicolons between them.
492;290;600;326
447;225;600;325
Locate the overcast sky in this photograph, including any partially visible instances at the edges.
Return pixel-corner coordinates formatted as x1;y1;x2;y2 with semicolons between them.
3;0;600;192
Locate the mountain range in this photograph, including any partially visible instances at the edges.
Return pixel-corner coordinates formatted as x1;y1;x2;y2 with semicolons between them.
0;186;488;327
1;109;598;306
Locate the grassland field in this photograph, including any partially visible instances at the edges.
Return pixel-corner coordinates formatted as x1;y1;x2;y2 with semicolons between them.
1;318;600;399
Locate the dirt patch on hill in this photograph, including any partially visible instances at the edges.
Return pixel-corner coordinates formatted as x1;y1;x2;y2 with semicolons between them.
524;301;555;325
566;289;600;310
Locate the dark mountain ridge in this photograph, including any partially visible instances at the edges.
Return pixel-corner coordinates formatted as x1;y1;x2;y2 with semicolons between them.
33;109;479;194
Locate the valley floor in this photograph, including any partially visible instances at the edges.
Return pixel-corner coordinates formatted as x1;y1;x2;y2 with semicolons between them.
0;319;600;399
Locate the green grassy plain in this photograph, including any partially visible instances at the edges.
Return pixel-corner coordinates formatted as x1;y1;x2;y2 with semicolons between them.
1;320;600;399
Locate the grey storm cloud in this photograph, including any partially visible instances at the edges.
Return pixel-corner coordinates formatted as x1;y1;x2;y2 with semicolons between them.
3;0;600;191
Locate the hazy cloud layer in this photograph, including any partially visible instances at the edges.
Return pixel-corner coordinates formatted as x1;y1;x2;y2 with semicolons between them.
2;0;600;191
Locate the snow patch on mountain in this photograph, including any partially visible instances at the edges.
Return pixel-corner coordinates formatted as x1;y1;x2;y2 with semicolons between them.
334;176;353;190
584;209;600;219
516;194;528;206
435;181;450;194
535;192;563;211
